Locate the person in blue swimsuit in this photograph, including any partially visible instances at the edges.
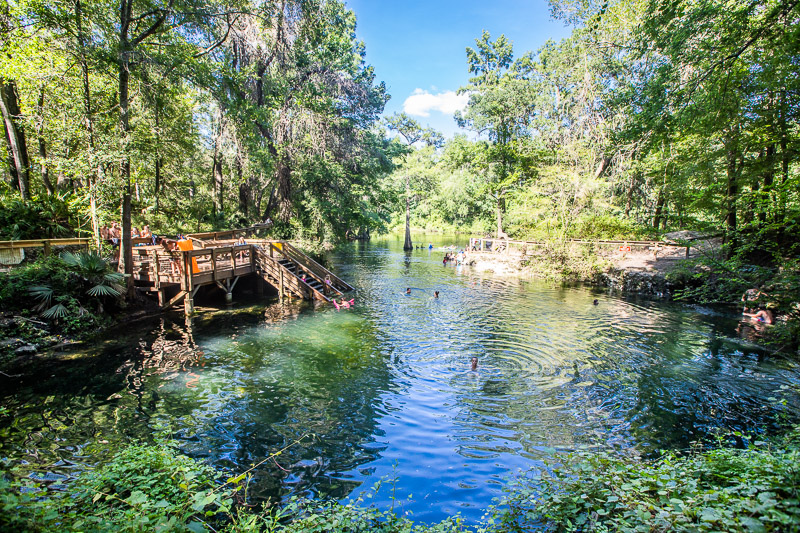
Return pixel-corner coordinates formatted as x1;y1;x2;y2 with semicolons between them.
744;307;774;324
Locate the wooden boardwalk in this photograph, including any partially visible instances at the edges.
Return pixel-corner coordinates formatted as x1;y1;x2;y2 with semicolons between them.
132;234;353;314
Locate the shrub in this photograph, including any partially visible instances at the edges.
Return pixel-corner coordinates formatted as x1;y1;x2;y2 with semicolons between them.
494;431;800;532
1;444;235;533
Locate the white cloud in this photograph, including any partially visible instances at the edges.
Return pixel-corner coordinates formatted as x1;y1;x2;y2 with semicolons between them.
402;89;468;118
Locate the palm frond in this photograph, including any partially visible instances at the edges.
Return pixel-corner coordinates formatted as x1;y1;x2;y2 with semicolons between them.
29;285;54;303
87;284;121;298
41;303;69;319
60;250;80;267
103;272;125;284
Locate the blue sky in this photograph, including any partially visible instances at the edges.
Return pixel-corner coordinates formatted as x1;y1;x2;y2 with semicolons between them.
345;0;573;138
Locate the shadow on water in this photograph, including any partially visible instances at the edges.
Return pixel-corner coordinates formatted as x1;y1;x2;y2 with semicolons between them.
2;233;799;524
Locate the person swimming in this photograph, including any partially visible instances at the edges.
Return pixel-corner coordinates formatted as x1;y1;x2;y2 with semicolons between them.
406;287;411;295
470;357;478;371
744;307;774;324
434;291;440;299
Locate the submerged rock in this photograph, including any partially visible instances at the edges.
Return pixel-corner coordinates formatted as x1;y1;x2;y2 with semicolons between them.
14;344;38;354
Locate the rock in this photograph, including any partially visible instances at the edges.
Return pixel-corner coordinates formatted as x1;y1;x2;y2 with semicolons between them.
0;338;23;348
14;344;38;354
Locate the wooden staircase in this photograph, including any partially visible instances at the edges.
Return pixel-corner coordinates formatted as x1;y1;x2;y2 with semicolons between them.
253;241;353;302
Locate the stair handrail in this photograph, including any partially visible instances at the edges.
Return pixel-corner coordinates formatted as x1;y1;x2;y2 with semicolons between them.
255;244;331;301
260;242;339;297
280;242;354;292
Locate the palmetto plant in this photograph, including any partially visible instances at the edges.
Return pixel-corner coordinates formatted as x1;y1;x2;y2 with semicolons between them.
29;251;125;318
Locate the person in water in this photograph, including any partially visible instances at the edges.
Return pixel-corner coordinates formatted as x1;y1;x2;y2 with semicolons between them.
406;287;411;295
470;357;478;371
593;299;599;305
744;307;774;324
434;291;439;298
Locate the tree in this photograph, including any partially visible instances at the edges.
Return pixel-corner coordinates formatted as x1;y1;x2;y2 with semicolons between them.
385;112;443;250
456;31;535;238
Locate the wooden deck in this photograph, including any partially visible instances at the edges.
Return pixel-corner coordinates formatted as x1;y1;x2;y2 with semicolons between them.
132;238;353;314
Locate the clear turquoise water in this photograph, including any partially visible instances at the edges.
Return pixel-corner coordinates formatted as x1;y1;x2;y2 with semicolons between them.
2;234;799;524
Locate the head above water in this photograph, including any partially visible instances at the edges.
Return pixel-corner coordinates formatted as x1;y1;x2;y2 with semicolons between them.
471;357;478;370
434;291;439;298
406;287;411;294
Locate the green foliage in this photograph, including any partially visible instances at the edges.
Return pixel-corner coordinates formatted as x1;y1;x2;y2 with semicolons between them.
0;192;88;240
1;444;234;533
495;430;800;532
0;252;119;338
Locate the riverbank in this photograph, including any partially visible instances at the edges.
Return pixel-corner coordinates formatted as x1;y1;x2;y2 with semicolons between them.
463;242;688;298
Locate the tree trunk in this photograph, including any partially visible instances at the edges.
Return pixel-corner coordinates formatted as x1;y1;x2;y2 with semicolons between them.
594;155;612;180
0;78;31;199
36;87;54;195
779;88;789;220
276;156;292;223
237;154;248;217
759;143;774;224
403;174;412;250
76;0;100;248
496;196;506;238
119;47;134;296
153;98;162;213
653;190;665;229
724;135;740;257
212;113;224;214
624;173;637;218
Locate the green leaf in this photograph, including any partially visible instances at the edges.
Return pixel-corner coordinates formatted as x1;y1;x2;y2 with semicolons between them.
187;521;206;533
226;473;246;485
126;491;148;506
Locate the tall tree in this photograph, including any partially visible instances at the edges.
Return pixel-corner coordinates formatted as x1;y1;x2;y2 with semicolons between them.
456;31;534;238
385;112;443;250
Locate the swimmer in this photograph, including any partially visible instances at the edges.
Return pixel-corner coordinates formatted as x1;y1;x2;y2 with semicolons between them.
470;357;478;371
406;287;411;295
593;299;599;305
434;291;440;299
743;307;774;324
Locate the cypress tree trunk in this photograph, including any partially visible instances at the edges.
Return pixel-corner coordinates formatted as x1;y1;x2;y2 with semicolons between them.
404;174;412;250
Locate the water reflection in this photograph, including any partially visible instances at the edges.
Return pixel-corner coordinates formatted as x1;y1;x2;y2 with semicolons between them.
1;235;799;525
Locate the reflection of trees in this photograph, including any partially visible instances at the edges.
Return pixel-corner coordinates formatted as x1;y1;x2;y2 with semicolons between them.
0;315;201;474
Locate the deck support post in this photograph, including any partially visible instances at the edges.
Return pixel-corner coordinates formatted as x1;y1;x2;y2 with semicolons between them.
216;276;240;304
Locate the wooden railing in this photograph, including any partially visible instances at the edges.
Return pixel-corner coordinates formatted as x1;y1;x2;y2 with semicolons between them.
278;241;353;293
187;224;271;242
254;247;315;300
0;237;90;253
130;239;351;306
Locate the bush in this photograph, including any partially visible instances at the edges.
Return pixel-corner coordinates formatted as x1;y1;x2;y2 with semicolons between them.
1;444;235;533
0;192;88;240
494;430;800;532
